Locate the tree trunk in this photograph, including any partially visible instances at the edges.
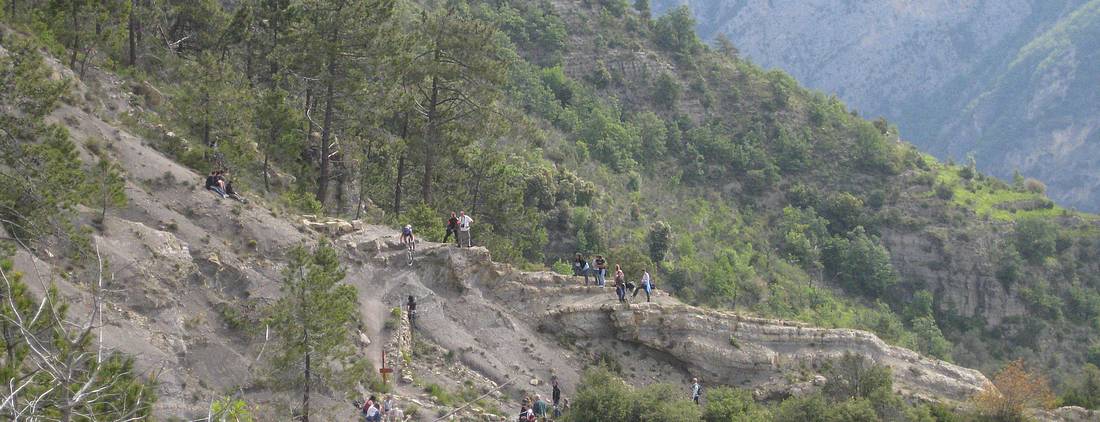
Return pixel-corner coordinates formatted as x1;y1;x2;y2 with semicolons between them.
69;2;79;69
355;137;374;220
128;0;137;66
263;149;271;192
316;55;337;205
422;70;440;203
394;152;406;217
302;332;311;422
394;114;409;216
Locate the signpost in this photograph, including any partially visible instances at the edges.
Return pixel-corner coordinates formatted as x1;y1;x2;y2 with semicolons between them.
379;351;394;385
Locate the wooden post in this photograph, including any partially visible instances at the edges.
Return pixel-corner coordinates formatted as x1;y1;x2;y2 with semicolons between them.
379;351;393;385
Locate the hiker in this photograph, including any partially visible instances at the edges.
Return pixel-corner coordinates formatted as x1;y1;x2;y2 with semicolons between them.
691;378;702;404
552;378;561;407
533;394;548;420
400;225;415;250
572;254;590;285
632;269;653;302
383;395;396;421
518;404;534;422
406;296;417;327
443;211;460;245
364;401;381;422
388;405;405;422
220;171;247;203
457;211;474;247
593;255;607;287
205;171;227;198
389;406;405;422
613;264;627;303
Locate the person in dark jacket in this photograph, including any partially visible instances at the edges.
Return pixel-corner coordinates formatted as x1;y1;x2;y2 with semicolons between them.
205;171;227;198
573;253;590;285
443;211;459;245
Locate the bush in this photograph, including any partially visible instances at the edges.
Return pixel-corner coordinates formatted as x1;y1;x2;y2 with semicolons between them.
565;367;633;422
399;202;445;243
1024;178;1046;194
822;227;898;298
1014;218;1057;264
702;387;768;421
973;360;1055;420
934;183;955;200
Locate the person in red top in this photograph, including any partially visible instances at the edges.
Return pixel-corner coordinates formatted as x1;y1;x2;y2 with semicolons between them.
443;211;459;245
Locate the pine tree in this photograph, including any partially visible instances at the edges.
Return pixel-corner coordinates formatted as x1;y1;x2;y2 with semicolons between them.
87;157;127;226
293;0;395;206
267;242;359;422
408;6;505;203
0;37;89;243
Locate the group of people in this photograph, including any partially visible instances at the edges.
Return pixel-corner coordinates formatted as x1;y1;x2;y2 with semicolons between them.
442;211;474;247
518;379;568;421
356;394;405;421
204;169;246;203
572;254;655;303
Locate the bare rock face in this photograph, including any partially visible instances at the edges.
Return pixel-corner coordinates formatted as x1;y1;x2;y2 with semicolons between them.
541;303;988;403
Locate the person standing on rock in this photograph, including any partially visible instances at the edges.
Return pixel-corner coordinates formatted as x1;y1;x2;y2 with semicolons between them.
632;269;653;302
406;296;417;329
457;211;474;247
593;255;607;287
551;378;561;407
691;378;702;405
443;211;460;245
533;394;548;420
613;264;627;303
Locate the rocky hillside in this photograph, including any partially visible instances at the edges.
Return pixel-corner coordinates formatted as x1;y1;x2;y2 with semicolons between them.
6;0;1100;419
5;67;989;418
654;0;1100;211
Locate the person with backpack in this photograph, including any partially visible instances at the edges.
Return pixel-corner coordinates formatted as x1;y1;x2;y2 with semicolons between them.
632;269;653;302
552;378;561;407
691;378;702;404
613;264;627;303
593;255;607;287
572;253;590;285
443;212;460;245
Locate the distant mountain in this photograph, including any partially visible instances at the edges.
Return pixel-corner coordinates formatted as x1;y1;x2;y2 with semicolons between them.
654;0;1100;211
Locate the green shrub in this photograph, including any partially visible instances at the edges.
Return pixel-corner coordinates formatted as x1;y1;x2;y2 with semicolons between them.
702;387;768;422
1014;218;1057;264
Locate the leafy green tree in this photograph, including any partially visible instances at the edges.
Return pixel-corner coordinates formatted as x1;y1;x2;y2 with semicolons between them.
267;242;360;422
822;353;893;401
647;220;671;263
45;0;129;74
633;0;650;19
1014;218;1057;264
822;227;898;298
774;394;830;422
632;383;701;421
1061;363;1100;409
654;72;682;108
210;396;255;421
702;386;769;421
653;5;701;58
566;366;634;422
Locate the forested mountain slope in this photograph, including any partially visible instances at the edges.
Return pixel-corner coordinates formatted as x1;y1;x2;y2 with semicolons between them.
653;0;1100;212
3;0;1100;419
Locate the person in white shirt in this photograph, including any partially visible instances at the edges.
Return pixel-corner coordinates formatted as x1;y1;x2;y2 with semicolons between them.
457;211;474;247
632;269;653;302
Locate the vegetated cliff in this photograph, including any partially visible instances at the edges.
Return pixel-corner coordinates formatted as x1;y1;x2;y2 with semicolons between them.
6;61;990;418
653;0;1100;211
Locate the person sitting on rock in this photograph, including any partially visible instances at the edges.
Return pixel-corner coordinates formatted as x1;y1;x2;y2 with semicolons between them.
400;225;415;250
219;170;247;203
205;170;227;198
572;253;590;285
